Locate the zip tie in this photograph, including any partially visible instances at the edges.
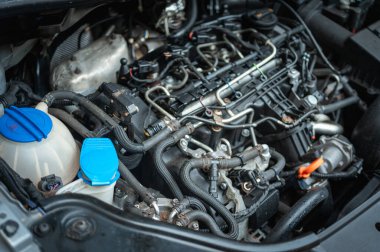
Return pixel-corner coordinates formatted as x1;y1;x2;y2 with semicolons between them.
226;80;236;94
252;62;267;80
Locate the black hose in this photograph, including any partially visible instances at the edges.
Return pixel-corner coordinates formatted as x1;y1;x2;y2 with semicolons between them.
312;159;363;180
0;80;41;107
178;148;262;239
180;159;239;239
319;96;360;114
153;125;194;200
271;25;305;45
185;210;227;237
114;125;172;154
278;0;340;75
174;197;207;213
169;0;197;41
0;158;43;208
118;153;143;170
262;149;286;181
118;161;155;205
42;91;174;154
266;186;329;242
233;181;283;222
48;108;94;138
42;90;117;127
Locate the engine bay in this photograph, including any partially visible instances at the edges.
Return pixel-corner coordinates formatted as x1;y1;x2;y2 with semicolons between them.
0;0;380;250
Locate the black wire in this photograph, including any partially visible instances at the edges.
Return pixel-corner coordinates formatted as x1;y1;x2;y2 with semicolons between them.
278;0;340;75
193;25;261;52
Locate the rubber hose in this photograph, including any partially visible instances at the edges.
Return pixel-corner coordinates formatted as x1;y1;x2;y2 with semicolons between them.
169;0;197;40
266;186;329;242
218;147;262;169
42;90;117;127
175;197;207;213
262;149;286;181
48;108;94;138
0;158;44;207
119;153;143;170
185;210;228;237
180;159;239;239
234;181;283;222
0;158;29;203
0;80;38;107
319;96;360;114
312;159;362;180
43;91;173;154
118;161;155;204
114;125;172;154
153;126;194;200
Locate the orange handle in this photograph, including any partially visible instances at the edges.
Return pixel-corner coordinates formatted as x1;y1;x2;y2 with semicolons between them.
298;157;324;179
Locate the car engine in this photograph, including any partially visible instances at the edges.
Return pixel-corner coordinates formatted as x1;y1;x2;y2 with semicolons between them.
0;0;379;250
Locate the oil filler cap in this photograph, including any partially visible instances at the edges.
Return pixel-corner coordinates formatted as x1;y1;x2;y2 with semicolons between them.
78;138;120;186
0;106;52;143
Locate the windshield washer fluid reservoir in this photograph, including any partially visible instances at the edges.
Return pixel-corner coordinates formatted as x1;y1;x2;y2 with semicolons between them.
0;105;80;187
57;138;120;204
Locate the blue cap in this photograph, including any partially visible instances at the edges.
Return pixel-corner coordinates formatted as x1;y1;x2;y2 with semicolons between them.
78;138;120;186
0;106;52;143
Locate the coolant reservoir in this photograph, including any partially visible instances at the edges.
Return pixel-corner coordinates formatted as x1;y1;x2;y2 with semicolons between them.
57;138;120;204
0;105;80;187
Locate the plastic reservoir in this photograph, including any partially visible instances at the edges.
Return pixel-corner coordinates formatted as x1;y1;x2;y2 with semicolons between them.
57;138;120;204
0;105;80;187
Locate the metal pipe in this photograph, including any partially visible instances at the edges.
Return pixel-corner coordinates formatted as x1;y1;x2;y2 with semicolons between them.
145;86;176;120
180;58;280;116
186;136;214;153
311;121;343;135
216;40;277;111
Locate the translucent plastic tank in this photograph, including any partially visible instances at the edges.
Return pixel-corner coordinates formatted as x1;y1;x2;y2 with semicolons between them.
57;138;120;204
0;103;80;187
57;179;116;204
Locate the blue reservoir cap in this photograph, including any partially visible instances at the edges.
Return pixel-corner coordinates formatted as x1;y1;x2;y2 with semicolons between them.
0;106;52;143
79;138;120;186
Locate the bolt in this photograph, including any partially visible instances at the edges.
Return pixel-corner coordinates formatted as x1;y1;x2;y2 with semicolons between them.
219;182;228;190
172;199;179;205
214;110;222;116
220;144;228;152
73;220;88;232
242;129;250;137
191;222;199;230
180;139;188;148
35;222;51;237
175;221;183;227
126;104;139;115
65;217;95;241
205;110;213;117
114;187;123;198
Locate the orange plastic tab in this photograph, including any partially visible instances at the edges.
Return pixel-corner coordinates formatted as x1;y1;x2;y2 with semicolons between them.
298;157;324;179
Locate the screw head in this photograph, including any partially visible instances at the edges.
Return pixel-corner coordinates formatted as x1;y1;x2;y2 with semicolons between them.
191;222;199;230
241;129;250;137
220;144;228;152
219;182;228;190
35;222;51;237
